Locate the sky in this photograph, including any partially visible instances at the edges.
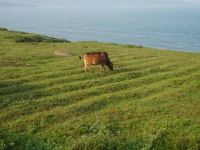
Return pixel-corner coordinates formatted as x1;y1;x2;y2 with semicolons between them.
0;0;200;7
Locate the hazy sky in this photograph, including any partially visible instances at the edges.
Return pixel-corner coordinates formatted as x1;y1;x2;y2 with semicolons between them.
0;0;200;7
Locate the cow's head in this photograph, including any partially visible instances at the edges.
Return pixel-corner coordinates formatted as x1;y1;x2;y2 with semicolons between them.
107;61;113;71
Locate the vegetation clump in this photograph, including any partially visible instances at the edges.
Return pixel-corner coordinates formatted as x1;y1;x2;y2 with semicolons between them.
124;44;143;48
15;35;70;43
0;27;8;31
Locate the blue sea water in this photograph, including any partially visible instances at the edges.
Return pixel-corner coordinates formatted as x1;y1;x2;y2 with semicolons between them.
0;6;200;52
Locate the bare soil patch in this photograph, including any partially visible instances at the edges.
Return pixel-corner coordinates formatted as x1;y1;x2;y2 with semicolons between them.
54;51;74;57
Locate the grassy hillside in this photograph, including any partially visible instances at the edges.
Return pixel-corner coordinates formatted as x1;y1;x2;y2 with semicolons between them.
0;29;200;150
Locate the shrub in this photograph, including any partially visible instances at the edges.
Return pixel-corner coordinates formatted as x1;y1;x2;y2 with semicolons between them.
15;35;70;43
124;45;143;48
0;128;51;150
0;27;8;31
147;129;175;150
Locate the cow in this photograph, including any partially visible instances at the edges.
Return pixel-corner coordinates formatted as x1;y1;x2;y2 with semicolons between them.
79;52;113;72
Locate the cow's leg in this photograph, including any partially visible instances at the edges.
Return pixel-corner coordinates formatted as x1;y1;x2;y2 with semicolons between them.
84;66;87;72
100;65;102;72
89;65;93;72
101;64;105;72
84;64;88;72
85;65;93;73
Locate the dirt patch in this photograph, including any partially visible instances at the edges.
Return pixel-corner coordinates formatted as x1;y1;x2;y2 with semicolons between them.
54;51;73;57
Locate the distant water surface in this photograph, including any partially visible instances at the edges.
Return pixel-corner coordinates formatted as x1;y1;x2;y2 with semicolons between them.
0;6;200;52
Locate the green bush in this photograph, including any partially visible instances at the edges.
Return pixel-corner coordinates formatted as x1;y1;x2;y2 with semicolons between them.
124;45;143;48
0;129;51;150
147;129;174;150
15;35;70;43
0;27;8;31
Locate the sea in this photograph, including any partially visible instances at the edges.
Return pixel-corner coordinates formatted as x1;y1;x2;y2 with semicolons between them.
0;5;200;52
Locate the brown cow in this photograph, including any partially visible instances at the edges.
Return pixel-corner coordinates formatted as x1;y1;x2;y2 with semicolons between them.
80;52;113;72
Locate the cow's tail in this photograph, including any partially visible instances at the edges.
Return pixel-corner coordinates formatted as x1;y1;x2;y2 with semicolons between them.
79;56;82;60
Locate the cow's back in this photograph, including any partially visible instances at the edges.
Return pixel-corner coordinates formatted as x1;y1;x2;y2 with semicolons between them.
83;52;108;65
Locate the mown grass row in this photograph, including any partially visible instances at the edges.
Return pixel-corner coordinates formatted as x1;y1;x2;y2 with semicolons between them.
0;59;174;101
46;79;200;149
6;75;199;149
0;55;194;99
1;60;198;119
0;57;171;109
2;68;200;131
0;54;165;85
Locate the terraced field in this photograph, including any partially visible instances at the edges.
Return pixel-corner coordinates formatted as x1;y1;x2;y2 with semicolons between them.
0;29;200;150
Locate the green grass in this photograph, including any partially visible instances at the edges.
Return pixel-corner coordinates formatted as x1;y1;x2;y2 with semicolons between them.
0;28;200;150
